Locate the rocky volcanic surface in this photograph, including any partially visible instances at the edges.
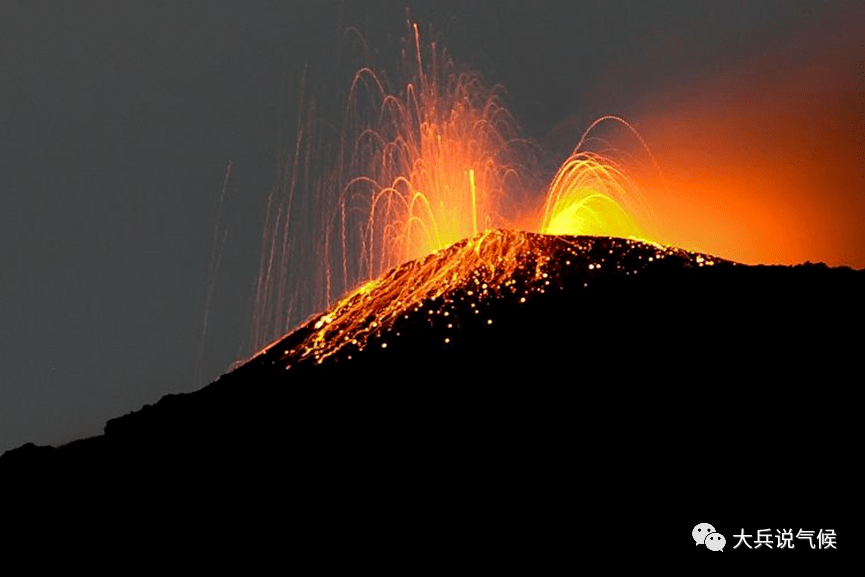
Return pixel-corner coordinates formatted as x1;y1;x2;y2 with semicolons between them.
3;230;859;559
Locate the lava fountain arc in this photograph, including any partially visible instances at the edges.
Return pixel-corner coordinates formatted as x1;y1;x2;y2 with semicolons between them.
333;22;531;287
540;115;659;241
250;18;654;354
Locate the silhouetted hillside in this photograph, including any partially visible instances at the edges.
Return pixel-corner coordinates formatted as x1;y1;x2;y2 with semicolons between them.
3;231;858;564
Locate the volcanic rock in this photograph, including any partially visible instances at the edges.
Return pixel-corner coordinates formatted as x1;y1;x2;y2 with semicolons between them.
3;231;859;562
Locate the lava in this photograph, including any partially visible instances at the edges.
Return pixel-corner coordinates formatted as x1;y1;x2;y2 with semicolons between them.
251;18;658;354
253;229;723;367
541;115;657;241
335;22;531;290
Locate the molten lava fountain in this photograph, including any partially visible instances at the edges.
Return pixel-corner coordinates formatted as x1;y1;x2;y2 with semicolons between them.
250;20;654;354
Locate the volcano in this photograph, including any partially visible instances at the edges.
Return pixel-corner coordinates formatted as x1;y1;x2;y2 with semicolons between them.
3;231;859;561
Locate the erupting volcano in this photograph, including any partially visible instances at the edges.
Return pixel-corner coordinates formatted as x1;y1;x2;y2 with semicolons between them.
3;13;860;558
253;230;720;369
6;222;860;548
250;21;656;351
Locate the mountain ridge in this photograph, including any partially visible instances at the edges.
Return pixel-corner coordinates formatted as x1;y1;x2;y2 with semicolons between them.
2;231;859;557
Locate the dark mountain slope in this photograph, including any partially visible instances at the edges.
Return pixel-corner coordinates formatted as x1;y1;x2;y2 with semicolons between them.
3;231;859;564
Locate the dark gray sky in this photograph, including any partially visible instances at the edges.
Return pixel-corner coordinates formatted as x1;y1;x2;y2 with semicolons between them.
2;1;861;452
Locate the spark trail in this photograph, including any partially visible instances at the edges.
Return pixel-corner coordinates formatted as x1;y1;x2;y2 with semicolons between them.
250;18;656;355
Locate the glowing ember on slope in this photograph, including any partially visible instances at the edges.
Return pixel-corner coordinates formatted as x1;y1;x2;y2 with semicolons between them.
254;230;723;367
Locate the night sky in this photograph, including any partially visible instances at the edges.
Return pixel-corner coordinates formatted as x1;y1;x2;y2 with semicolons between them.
2;1;862;452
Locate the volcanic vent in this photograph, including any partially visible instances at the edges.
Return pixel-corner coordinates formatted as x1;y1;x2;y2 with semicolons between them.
232;226;864;390
245;230;731;371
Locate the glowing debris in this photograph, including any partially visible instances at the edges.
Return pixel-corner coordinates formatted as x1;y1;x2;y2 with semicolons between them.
254;230;731;367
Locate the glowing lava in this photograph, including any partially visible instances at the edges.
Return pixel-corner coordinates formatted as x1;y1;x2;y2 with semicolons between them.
541;116;656;241
256;230;722;367
336;22;529;284
250;18;654;353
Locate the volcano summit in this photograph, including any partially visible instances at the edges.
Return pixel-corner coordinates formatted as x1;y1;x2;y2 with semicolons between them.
3;231;859;561
252;229;732;369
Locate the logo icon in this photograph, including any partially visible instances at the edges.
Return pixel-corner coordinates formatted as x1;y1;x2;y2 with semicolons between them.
693;522;725;552
706;532;726;552
693;522;716;546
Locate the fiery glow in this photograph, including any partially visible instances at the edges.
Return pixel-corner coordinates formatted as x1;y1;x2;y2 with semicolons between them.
605;5;864;267
266;230;718;366
238;7;865;370
300;229;527;364
251;19;658;353
336;23;527;282
541;115;656;241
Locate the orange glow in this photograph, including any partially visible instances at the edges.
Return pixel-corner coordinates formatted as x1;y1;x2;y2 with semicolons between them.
252;19;664;353
251;20;535;351
250;9;863;357
274;230;712;366
334;24;658;288
338;23;528;280
302;229;529;364
540;116;656;241
625;7;865;267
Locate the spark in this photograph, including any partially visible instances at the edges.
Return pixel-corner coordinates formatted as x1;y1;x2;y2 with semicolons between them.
260;230;722;367
248;17;665;361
